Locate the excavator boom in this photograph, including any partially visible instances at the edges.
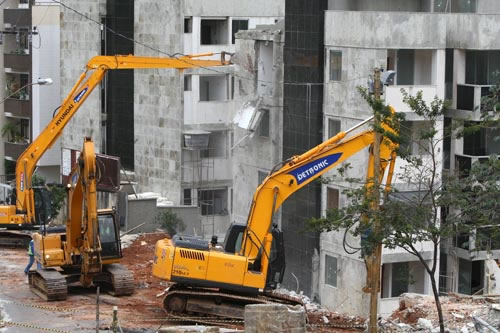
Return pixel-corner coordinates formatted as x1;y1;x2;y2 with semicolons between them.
152;109;399;319
0;53;230;227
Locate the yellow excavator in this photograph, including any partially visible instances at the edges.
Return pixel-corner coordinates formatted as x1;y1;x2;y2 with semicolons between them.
8;53;231;300
152;109;398;318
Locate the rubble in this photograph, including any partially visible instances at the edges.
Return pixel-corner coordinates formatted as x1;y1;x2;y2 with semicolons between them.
383;292;500;332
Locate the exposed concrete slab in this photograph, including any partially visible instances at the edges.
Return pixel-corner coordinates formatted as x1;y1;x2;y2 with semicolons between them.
325;11;500;50
183;0;284;17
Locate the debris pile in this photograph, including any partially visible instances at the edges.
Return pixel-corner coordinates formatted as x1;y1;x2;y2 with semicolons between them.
274;289;366;331
381;292;500;332
121;232;171;295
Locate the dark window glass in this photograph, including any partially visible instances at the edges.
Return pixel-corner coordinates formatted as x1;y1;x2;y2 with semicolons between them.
232;19;248;44
257;109;270;137
329;51;342;81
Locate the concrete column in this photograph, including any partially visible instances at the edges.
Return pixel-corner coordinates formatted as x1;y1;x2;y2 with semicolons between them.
245;304;306;333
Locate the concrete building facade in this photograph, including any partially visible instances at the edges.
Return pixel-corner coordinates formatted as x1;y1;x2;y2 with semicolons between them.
0;0;61;182
320;0;500;317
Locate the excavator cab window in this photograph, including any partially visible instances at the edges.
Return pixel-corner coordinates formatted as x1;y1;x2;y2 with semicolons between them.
99;213;121;259
34;187;52;225
223;223;246;253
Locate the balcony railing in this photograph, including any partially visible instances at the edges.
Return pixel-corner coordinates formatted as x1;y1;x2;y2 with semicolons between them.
4;53;31;70
385;85;438;113
3;8;31;27
456;84;491;112
4;98;31;118
4;141;29;160
455;153;491;176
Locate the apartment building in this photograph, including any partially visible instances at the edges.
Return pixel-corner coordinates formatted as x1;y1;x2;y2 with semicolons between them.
319;0;500;316
0;0;60;182
180;1;282;238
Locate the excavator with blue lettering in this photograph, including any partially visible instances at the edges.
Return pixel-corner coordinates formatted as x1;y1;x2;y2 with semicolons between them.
0;53;231;299
152;108;399;319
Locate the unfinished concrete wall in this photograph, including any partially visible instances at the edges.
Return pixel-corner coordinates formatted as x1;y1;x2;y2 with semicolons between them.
133;0;183;203
60;0;104;153
126;197;200;235
325;11;447;50
477;0;500;13
232;25;284;225
183;0;284;17
325;11;500;50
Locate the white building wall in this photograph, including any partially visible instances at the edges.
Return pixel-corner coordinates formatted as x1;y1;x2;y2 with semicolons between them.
31;4;60;182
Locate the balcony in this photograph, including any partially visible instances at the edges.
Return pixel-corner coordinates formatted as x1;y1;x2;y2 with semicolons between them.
3;8;31;27
4;141;29;160
452;84;492;120
455;153;490;176
4;53;31;71
385;85;438;115
4;98;31;118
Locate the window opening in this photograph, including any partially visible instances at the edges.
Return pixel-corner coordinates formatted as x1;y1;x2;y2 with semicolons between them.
184;17;192;33
184;75;192;91
232;19;248;44
329;51;342;81
328;119;341;138
201;18;229;45
200;131;226;158
326;187;339;210
198;188;228;216
256;109;269;138
325;255;338;287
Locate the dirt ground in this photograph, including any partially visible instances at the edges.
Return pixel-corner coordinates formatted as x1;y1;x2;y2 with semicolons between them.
0;233;364;332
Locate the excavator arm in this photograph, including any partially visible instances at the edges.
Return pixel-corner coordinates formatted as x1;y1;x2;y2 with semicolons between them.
12;53;230;225
241;108;398;265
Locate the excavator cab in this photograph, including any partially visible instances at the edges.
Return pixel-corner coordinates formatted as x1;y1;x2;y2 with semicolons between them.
98;210;122;259
223;222;285;290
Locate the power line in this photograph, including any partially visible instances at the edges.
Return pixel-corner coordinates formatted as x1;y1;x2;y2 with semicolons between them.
53;0;373;88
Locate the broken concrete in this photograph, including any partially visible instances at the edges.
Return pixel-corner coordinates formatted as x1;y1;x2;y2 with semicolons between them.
244;304;306;333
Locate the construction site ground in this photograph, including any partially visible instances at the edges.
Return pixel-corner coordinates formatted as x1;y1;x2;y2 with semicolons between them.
0;232;363;332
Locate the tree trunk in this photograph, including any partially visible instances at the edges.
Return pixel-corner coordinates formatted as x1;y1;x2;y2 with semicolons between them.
429;273;445;333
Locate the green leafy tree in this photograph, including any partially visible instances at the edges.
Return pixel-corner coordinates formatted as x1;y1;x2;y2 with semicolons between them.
155;208;185;236
308;90;493;333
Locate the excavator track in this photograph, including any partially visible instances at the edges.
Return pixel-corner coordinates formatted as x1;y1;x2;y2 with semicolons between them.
0;230;33;248
102;264;134;296
162;285;303;320
28;269;68;301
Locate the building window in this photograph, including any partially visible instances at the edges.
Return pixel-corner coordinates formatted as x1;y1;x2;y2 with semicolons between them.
326;187;339;210
458;259;483;295
466;50;500;85
198;188;228;216
329;50;342;81
183;188;192;205
200;131;226;158
434;0;476;13
199;75;229;101
391;262;410;297
184;75;192;91
258;171;267;185
256;109;269;138
399;121;432;156
184;17;192;33
200;18;229;45
325;255;338;287
328;119;341;138
232;19;248;44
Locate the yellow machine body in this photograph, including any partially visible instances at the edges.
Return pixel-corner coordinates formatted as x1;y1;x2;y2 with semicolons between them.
152;110;399;293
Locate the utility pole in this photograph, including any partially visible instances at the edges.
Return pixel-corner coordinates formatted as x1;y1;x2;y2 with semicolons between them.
368;67;382;333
